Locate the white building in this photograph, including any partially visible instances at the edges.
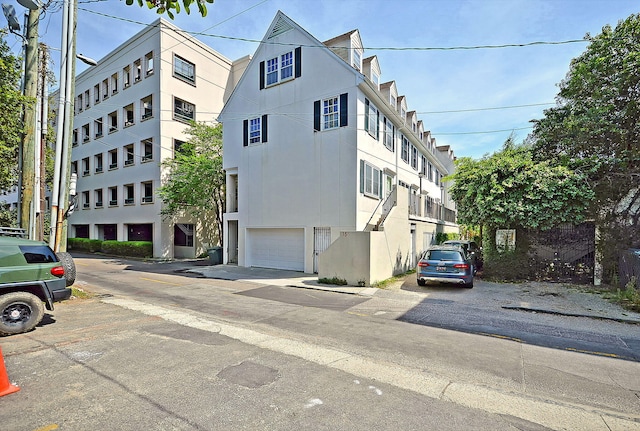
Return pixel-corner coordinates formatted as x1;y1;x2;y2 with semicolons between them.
219;11;459;284
63;18;249;258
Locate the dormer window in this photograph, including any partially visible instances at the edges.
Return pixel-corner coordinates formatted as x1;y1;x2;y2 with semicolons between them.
390;95;396;109
352;49;362;71
372;72;380;88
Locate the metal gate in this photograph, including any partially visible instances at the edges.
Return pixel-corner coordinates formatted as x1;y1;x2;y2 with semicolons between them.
527;223;595;284
313;227;331;274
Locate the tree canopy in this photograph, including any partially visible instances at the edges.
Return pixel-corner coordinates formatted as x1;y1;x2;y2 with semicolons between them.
125;0;214;19
531;14;640;232
447;137;594;231
0;31;28;192
157;122;224;244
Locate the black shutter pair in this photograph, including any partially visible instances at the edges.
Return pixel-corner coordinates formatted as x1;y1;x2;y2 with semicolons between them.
260;46;302;90
314;93;348;132
243;115;268;147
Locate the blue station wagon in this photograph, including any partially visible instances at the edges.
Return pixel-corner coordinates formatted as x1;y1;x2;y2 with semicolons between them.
416;245;474;288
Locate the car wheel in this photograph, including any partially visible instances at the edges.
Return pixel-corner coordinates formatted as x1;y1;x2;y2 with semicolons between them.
0;292;45;336
464;281;474;289
417;279;426;286
56;252;76;287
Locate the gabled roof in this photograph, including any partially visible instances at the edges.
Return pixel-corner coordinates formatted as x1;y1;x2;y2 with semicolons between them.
218;11;364;122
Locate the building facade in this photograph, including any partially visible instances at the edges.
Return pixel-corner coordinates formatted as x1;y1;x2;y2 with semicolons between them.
220;12;459;283
62;18;248;258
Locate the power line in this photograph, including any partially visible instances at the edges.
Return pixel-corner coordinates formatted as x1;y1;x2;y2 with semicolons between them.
435;126;532;136
420;102;554;114
77;7;590;51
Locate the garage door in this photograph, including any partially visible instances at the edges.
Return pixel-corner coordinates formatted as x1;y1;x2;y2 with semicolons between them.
247;228;305;271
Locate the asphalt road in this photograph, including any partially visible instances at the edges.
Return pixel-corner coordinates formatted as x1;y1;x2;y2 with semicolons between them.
1;255;639;431
392;280;640;362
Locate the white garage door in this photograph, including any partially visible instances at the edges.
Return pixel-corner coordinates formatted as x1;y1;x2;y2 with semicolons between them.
247;228;305;271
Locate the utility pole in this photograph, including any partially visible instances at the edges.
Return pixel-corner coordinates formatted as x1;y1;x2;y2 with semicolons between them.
19;7;39;236
50;0;77;252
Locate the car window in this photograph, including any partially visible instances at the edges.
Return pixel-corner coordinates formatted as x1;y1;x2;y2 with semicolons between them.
427;250;462;261
19;245;57;264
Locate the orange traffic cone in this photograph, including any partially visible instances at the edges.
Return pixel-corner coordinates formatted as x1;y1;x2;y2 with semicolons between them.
0;346;20;397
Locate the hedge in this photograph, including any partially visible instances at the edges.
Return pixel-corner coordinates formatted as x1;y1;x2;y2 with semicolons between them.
68;238;153;258
101;240;153;258
68;238;103;252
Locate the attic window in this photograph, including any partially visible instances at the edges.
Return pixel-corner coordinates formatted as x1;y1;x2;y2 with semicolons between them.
268;17;293;39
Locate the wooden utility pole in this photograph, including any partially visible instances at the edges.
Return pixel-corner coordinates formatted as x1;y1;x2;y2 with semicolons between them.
19;8;39;235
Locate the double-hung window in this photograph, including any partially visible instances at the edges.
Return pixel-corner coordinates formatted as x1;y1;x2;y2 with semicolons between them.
323;97;339;130
384;118;394;151
365;99;379;139
243;115;268;146
314;93;348;131
249;118;261;144
411;145;418;170
266;57;278;86
361;160;381;199
280;51;293;80
401;135;410;163
260;47;301;89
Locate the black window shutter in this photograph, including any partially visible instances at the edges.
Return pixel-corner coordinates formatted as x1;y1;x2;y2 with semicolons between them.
295;46;302;78
314;100;321;131
364;99;369;132
378;170;383;198
360;160;365;194
243;119;248;147
339;93;348;127
376;110;380;141
261;114;268;143
259;61;265;90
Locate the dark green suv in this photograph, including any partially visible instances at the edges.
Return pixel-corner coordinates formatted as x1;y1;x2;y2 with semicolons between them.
0;236;73;336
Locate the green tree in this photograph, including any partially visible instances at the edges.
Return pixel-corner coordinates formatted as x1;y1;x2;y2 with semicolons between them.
531;14;640;278
125;0;214;19
448;137;594;231
157;122;224;245
0;31;29;192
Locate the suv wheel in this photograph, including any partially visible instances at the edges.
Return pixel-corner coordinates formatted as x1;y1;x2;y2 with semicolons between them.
56;252;76;287
0;292;45;336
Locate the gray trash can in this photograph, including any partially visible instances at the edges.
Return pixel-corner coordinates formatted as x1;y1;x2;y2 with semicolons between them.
207;246;223;265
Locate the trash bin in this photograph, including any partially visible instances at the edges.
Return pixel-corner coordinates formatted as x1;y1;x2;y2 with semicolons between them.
207;246;223;265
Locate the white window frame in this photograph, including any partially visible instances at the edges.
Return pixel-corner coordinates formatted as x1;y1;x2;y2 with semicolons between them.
352;49;362;71
411;145;418;170
323;96;340;130
363;161;381;198
266;50;294;87
249;117;261;144
266;57;278;86
384;118;394;151
280;51;293;81
401;135;409;163
367;102;378;137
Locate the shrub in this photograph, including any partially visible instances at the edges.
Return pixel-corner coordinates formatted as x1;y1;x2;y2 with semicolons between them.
100;240;153;258
68;238;103;252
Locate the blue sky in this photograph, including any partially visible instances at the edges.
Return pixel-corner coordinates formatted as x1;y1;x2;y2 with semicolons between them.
4;0;639;159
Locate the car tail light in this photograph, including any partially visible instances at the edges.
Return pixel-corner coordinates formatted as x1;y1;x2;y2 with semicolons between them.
453;263;469;269
418;261;430;267
51;266;65;277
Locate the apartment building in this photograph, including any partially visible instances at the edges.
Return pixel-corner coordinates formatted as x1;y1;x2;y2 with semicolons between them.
63;18;248;258
219;11;459;283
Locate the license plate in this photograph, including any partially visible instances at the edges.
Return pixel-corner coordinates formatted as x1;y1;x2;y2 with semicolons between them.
436;266;446;272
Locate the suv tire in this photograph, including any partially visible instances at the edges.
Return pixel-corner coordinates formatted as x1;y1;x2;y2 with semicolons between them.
56;252;76;287
0;292;45;336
